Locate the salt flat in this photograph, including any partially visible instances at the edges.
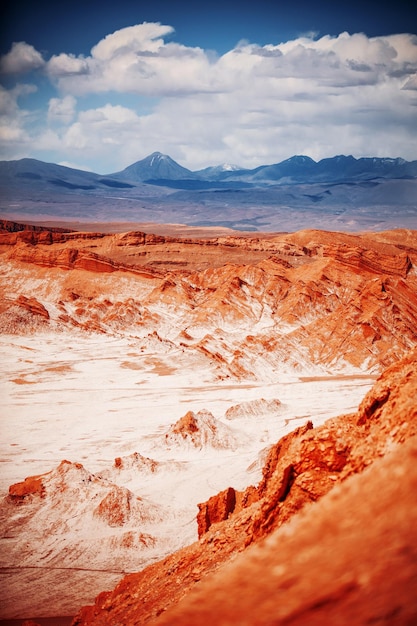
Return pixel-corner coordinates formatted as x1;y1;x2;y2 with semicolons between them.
0;332;374;497
0;329;374;621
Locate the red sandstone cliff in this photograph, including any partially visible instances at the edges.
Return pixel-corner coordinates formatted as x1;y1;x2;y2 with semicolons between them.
4;223;415;371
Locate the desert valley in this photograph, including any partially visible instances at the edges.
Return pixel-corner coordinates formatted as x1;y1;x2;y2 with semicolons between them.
2;2;417;620
0;216;416;624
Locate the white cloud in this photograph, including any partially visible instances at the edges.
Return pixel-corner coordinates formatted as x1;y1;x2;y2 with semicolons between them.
45;23;213;96
55;105;145;170
1;26;417;170
0;42;45;75
48;95;77;124
0;84;38;159
47;54;89;77
91;22;174;61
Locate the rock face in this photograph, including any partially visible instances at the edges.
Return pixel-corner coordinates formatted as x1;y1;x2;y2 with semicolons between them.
225;398;282;420
197;487;237;537
8;474;45;501
71;348;417;625
1;222;416;373
9;243;156;275
15;295;50;319
154;438;417;626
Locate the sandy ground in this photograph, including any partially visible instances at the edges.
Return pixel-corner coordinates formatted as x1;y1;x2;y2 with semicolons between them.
0;332;374;494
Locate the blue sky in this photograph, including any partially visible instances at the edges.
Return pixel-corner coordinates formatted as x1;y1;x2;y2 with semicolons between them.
1;0;417;173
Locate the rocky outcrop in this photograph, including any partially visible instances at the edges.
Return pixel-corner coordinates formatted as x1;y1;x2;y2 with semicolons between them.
93;486;134;527
197;487;237;537
8;460;95;504
2;460;166;578
14;295;50;319
0;218;72;234
164;410;244;450
153;437;417;626
225;398;282;420
10;245;120;273
0;219;106;246
8;474;45;502
71;348;417;626
323;244;412;277
7;243;164;279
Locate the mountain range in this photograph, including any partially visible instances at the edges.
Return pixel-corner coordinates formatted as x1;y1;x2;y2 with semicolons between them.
2;151;415;187
110;151;417;186
1;152;417;231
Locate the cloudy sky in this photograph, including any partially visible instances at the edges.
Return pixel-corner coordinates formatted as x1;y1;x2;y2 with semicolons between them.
1;0;417;173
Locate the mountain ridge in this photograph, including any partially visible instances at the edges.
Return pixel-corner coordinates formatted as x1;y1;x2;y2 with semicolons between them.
108;152;417;184
1;152;416;187
1;154;417;232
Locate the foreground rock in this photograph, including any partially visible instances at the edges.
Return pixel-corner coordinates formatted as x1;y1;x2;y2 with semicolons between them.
153;437;417;626
71;349;417;625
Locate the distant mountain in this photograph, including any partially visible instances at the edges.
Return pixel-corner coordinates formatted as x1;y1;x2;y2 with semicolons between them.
204;154;417;184
109;152;198;182
1;153;416;232
194;163;249;181
2;154;416;191
0;157;136;191
108;152;417;189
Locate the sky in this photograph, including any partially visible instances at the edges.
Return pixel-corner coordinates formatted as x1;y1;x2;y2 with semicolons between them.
1;0;417;173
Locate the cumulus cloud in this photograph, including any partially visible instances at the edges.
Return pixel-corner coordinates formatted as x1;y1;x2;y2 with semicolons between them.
0;84;38;158
91;22;174;60
48;95;77;123
1;24;417;170
47;54;89;77
45;22;212;96
56;105;144;168
0;42;45;75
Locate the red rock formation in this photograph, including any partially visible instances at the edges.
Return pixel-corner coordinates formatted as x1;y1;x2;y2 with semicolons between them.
197;487;236;537
93;486;133;527
323;244;412;277
153;438;417;626
15;295;50;319
224;398;282;420
164;410;243;450
8;474;45;501
10;245;116;273
0;218;72;234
